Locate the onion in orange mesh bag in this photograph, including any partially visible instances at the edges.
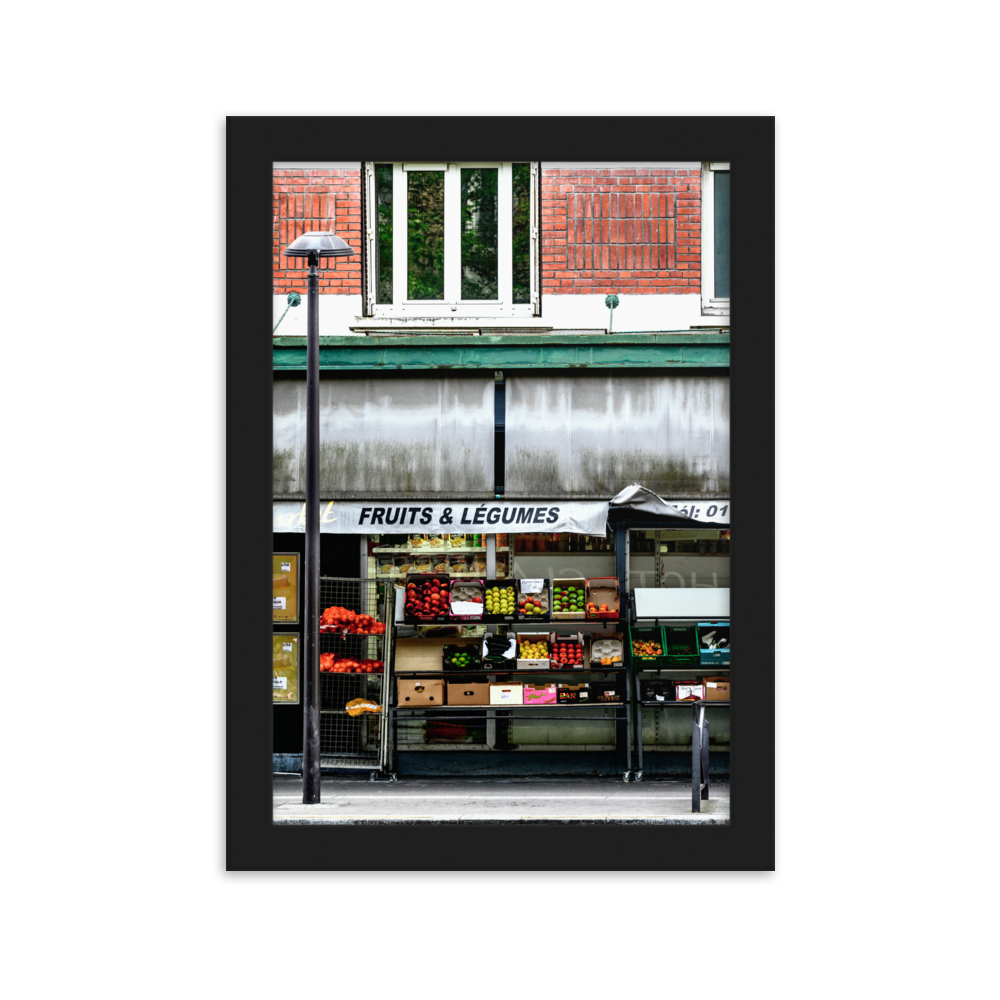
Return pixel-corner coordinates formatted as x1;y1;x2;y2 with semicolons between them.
345;698;383;717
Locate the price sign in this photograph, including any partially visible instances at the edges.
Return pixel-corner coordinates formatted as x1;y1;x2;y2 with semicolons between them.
273;676;287;690
521;579;544;593
273;597;287;610
282;642;292;652
280;562;291;573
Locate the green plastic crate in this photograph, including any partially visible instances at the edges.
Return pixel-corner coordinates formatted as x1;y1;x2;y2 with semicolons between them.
664;624;700;666
628;625;668;667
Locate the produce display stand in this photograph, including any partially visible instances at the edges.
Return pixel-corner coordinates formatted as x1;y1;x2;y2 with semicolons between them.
317;577;392;778
627;592;729;805
386;615;635;781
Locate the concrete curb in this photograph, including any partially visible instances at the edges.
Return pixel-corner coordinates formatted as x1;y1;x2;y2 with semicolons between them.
274;816;729;826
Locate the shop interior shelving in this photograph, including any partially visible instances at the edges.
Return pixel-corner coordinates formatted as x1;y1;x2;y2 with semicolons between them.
387;619;635;780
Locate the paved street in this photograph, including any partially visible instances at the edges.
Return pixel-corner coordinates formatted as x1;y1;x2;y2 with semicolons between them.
273;774;729;824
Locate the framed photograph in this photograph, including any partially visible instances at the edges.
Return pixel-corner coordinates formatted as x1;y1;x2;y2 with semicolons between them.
272;632;299;705
272;552;299;623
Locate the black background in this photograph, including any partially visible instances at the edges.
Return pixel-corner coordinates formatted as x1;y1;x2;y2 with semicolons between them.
227;116;774;870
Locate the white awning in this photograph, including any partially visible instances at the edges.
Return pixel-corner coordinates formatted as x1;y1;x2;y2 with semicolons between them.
273;500;611;535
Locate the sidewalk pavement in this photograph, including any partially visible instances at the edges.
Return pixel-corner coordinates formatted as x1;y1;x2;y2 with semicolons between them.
273;774;729;824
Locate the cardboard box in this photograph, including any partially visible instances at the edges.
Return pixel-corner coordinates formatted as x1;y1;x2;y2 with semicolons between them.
591;682;622;703
585;577;620;619
397;678;445;706
703;676;730;702
674;681;706;702
641;680;674;703
395;636;478;672
698;622;731;666
523;683;557;705
548;632;586;670
490;683;524;705
557;683;591;703
482;579;518;624
442;644;482;672
516;578;551;622
446;681;490;706
551;576;587;620
515;631;552;670
402;574;452;623
449;579;485;622
590;632;624;668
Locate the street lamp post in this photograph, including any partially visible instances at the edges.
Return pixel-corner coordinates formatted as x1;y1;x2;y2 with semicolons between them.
282;231;355;804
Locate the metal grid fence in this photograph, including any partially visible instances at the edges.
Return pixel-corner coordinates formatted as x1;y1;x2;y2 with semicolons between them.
318;577;390;770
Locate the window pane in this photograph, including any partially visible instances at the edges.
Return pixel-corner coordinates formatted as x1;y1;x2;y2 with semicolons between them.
407;171;445;299
461;168;498;300
375;164;393;304
512;163;531;304
714;171;730;299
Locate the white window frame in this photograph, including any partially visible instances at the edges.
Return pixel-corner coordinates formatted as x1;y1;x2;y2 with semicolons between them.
701;161;730;317
364;161;539;319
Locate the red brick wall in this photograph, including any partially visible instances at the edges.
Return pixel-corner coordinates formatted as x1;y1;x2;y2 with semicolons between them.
271;165;700;297
541;168;701;294
273;168;362;294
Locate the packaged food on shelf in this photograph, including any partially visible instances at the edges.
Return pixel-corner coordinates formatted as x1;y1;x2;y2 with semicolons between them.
427;534;444;548
496;533;508;548
408;534;427;548
377;556;397;576
589;633;624;667
704;676;731;701
413;554;432;573
698;622;731;666
433;558;450;573
551;577;586;619
397;678;445;706
449;554;470;574
523;683;557;705
557;683;590;703
449;580;485;622
394;555;413;575
446;681;489;705
449;533;466;547
489;683;523;705
469;554;487;574
585;577;620;619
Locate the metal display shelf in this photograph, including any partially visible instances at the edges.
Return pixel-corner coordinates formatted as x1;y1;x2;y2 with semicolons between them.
627;596;730;804
372;546;509;554
393;668;627;676
387;626;634;780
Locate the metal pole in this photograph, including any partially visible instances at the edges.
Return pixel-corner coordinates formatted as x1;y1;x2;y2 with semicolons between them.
302;251;321;804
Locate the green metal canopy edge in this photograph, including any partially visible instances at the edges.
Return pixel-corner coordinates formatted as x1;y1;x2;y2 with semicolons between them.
272;332;730;371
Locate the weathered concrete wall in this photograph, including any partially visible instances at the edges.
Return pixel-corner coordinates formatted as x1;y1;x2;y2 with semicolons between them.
505;374;729;498
273;377;494;498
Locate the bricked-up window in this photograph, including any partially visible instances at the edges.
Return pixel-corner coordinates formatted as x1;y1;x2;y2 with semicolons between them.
362;162;540;318
701;162;730;316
